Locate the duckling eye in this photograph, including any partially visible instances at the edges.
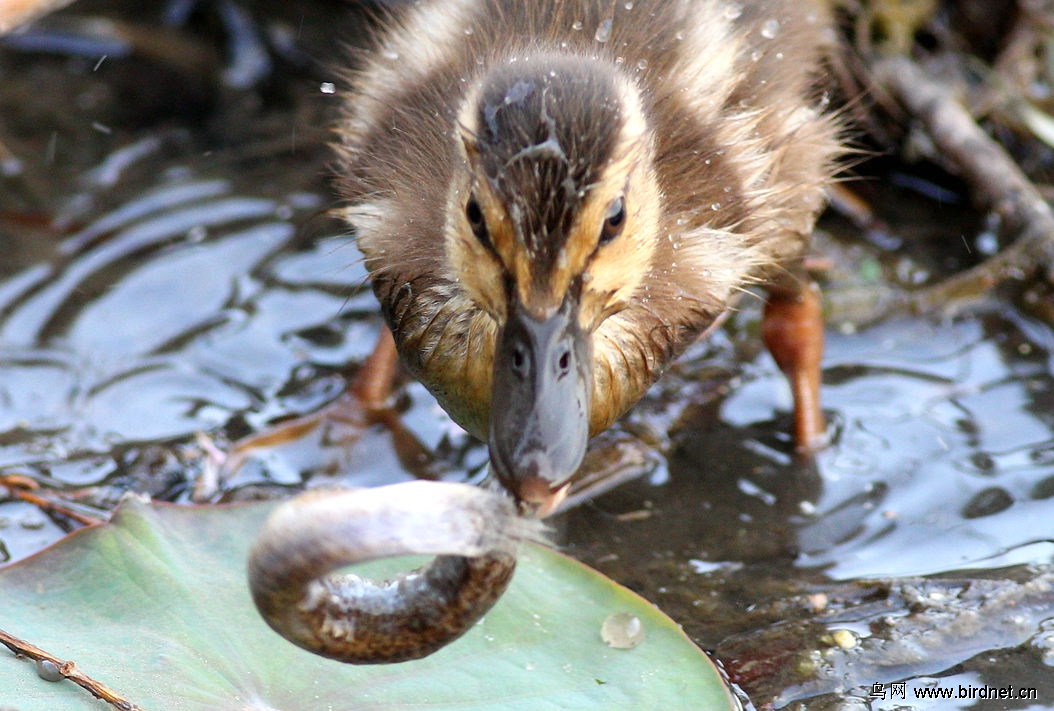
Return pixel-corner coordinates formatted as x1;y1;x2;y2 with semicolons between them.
465;195;492;249
600;196;626;245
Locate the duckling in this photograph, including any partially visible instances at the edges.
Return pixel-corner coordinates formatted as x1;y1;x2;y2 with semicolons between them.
336;0;842;515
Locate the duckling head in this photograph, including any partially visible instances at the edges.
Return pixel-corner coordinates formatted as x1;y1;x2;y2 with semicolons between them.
445;54;662;515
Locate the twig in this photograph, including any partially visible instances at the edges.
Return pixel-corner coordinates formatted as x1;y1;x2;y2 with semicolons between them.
0;476;106;527
870;55;1054;318
0;628;148;711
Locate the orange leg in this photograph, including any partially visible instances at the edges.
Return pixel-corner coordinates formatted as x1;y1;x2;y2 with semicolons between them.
220;327;401;475
761;280;827;452
350;326;398;409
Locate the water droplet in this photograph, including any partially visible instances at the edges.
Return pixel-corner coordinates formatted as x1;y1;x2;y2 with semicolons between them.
525;661;537;671
601;612;645;649
724;3;743;20
710;202;721;211
594;18;613;42
760;18;780;39
463;27;474;35
36;659;62;682
319;82;335;94
571;20;584;31
624;1;634;8
636;59;648;71
1;154;23;177
614;56;625;66
675;30;685;40
750;50;762;62
976;230;999;255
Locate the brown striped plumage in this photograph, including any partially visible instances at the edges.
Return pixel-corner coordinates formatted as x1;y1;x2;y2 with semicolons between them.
335;0;842;506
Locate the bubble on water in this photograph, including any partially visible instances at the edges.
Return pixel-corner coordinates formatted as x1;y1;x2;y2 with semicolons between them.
571;20;584;31
19;513;46;531
319;82;335;95
186;225;208;243
724;3;743;20
601;612;645;649
760;18;780;39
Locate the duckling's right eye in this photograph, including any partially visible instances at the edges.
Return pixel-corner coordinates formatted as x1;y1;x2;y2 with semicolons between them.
465;196;491;248
600;196;626;245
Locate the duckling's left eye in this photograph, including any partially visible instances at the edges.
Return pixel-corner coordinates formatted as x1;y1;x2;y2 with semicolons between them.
600;196;626;245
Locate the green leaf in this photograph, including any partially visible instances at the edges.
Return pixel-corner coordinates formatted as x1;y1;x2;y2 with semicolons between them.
1;497;735;710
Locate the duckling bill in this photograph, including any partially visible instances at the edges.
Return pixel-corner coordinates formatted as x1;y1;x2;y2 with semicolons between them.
336;0;843;514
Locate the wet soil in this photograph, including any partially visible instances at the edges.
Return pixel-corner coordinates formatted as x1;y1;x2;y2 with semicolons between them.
1;2;1053;709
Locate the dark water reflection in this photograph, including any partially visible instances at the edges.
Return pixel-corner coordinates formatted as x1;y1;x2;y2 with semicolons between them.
561;307;1054;708
1;3;1053;709
0;169;373;464
561;306;1054;576
804;313;1054;578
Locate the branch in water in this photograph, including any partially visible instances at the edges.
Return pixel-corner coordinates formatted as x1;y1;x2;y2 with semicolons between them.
869;55;1054;319
247;481;546;664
